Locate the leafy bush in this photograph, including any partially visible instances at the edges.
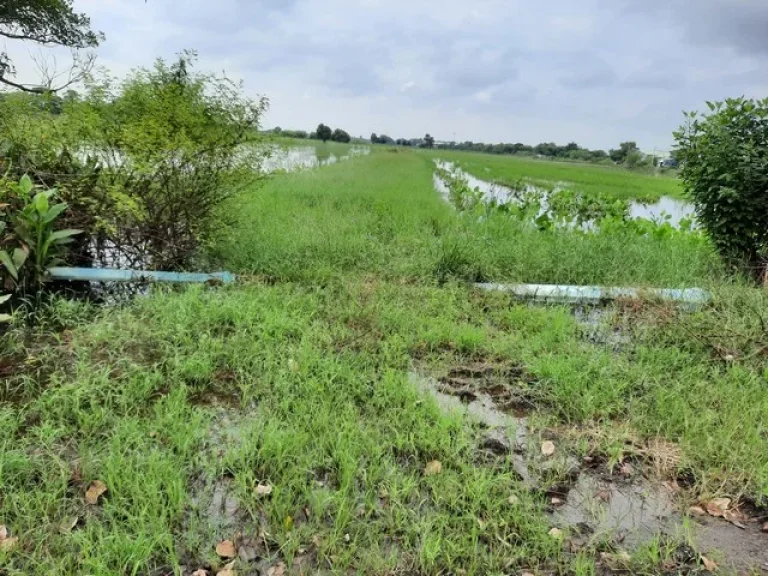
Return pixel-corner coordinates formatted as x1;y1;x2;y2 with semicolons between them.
674;97;768;279
0;51;269;271
0;174;80;292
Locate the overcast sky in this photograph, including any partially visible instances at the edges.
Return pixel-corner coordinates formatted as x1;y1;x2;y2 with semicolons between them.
6;0;768;149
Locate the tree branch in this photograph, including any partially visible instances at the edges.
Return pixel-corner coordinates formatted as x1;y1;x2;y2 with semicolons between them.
0;74;46;93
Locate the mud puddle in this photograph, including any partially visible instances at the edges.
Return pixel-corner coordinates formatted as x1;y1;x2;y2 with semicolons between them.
411;368;768;574
181;405;296;576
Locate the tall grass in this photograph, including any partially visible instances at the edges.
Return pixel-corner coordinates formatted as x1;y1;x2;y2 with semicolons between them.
215;151;720;287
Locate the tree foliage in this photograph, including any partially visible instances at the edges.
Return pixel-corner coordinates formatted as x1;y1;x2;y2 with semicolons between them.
331;128;351;143
674;97;768;278
0;51;270;271
0;0;103;92
316;123;332;142
424;133;435;148
609;141;638;163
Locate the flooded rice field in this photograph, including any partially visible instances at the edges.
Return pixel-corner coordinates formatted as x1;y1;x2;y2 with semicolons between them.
434;160;695;228
262;145;370;173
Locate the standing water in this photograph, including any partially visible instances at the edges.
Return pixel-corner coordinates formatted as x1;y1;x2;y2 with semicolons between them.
434;160;695;228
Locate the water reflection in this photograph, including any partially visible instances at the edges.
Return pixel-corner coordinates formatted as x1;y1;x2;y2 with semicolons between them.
262;145;370;173
435;160;695;228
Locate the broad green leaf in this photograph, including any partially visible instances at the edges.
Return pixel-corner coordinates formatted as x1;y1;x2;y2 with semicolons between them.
12;247;28;269
42;203;68;224
19;174;33;196
34;192;50;215
50;229;82;242
0;250;18;280
0;314;11;323
0;294;10;305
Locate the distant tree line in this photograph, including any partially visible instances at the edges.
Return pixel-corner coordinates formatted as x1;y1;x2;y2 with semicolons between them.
269;124;673;168
268;123;351;143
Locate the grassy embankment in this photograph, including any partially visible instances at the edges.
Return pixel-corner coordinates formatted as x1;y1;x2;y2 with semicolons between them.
426;149;684;201
2;149;766;576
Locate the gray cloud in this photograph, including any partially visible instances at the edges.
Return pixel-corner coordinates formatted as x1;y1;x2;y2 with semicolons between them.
37;0;767;149
613;0;768;56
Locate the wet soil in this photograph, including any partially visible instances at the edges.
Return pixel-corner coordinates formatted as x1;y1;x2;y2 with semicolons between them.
411;366;768;575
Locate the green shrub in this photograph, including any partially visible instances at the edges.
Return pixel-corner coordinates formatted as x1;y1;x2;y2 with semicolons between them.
0;174;79;293
674;97;768;279
0;51;269;271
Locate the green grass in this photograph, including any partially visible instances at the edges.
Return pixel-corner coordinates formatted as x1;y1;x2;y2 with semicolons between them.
215;150;719;287
427;149;684;201
2;148;766;575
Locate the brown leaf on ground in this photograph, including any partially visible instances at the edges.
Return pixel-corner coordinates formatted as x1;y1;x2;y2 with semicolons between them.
216;561;236;576
267;562;286;576
0;537;18;551
541;441;556;457
761;521;768;533
704;498;731;518
216;540;237;559
550;497;564;506
689;505;707;517
424;460;443;476
701;555;718;571
191;570;208;576
596;490;612;503
85;480;108;505
254;484;273;497
723;510;747;529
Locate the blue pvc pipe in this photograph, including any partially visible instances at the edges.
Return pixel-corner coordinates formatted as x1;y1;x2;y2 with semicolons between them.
48;267;236;284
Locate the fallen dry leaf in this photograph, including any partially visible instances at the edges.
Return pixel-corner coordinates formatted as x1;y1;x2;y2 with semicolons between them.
267;562;286;576
85;480;108;505
550;497;564;506
689;506;707;517
701;555;718;571
424;460;443;476
191;570;208;576
705;498;731;518
254;483;273;497
312;534;322;547
596;489;612;503
723;510;747;529
0;526;18;552
216;561;236;576
521;573;535;576
216;540;237;559
541;441;556;457
600;551;631;567
0;537;18;551
508;494;520;505
548;527;563;539
761;521;768;534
